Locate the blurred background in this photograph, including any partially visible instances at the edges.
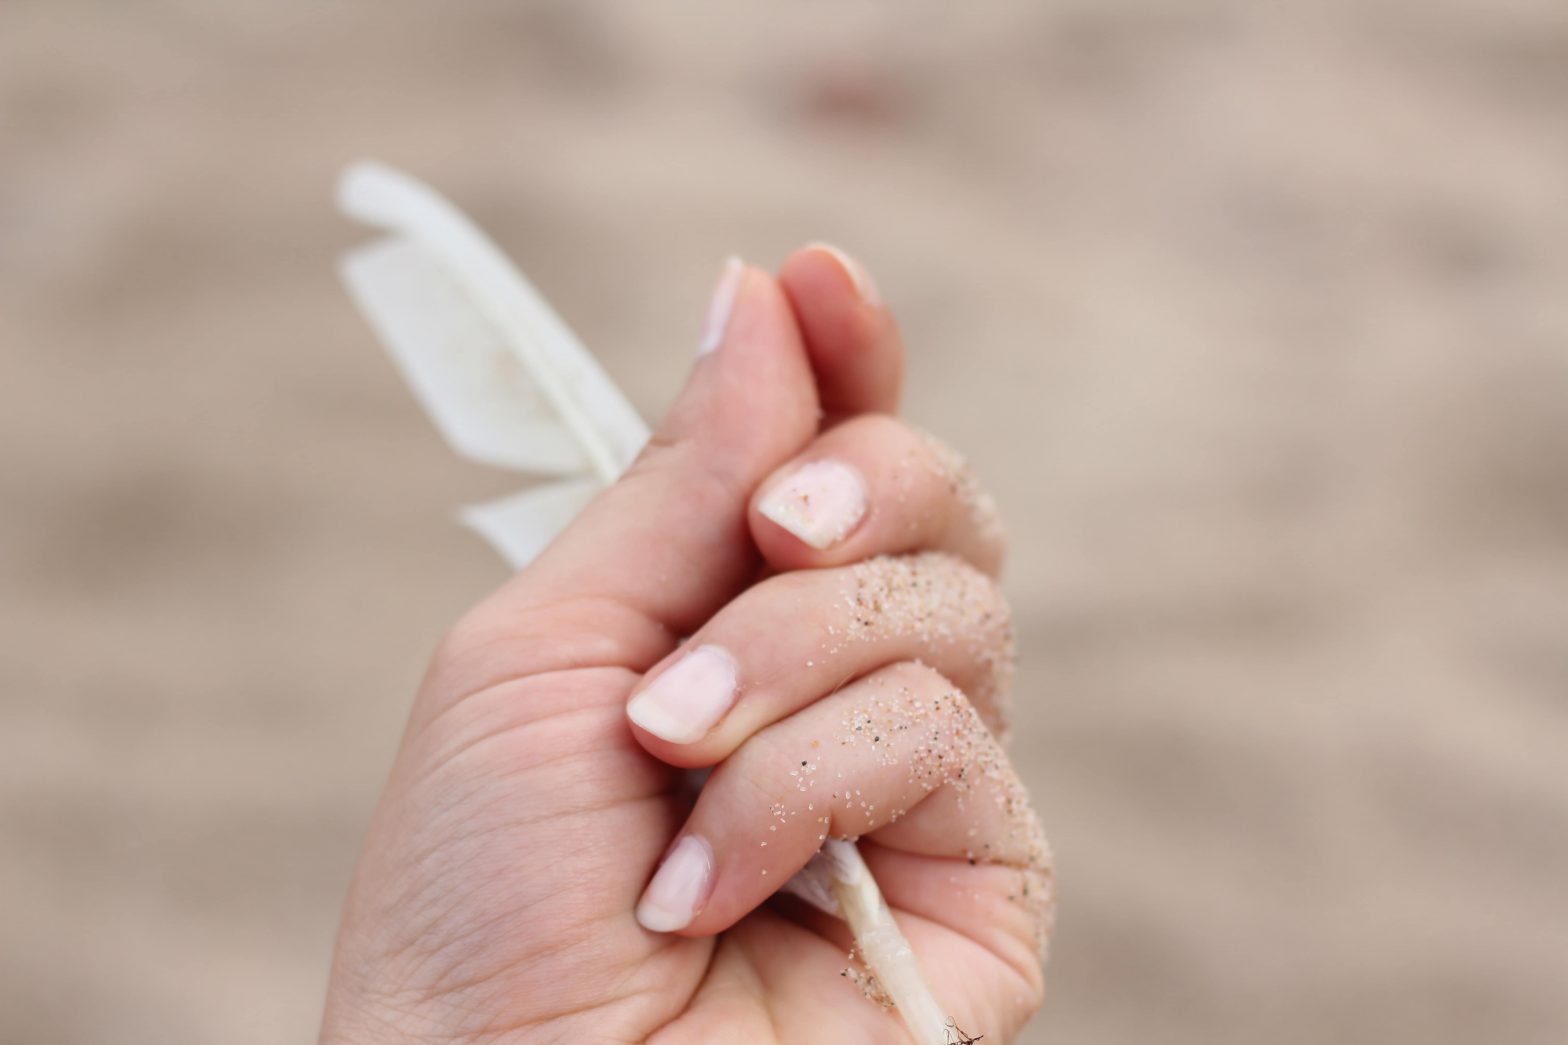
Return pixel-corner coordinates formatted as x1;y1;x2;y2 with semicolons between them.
4;1;1567;1042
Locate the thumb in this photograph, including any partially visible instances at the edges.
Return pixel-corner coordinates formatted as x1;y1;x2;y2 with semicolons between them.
482;260;821;651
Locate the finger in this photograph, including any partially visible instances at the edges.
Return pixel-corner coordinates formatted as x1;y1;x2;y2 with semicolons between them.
749;415;1005;575
632;661;1051;949
455;261;822;673
779;244;904;418
625;552;1014;763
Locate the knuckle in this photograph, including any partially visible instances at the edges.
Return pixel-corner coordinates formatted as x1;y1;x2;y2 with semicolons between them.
426;607;505;688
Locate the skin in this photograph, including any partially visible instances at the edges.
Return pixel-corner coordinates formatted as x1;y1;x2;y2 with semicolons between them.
319;247;1051;1044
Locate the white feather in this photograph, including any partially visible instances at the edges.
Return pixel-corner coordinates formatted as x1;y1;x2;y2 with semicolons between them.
341;237;588;475
337;160;648;565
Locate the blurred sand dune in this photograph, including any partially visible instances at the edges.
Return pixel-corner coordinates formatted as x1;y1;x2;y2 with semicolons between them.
2;2;1566;1042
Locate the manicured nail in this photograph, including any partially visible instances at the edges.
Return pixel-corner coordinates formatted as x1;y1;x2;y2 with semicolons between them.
698;257;744;355
808;242;881;307
758;459;868;549
636;834;714;932
627;645;739;744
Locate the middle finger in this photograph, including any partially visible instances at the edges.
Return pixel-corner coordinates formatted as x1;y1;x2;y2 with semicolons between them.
625;551;1014;765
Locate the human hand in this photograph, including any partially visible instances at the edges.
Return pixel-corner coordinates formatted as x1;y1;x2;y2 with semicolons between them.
319;246;1053;1044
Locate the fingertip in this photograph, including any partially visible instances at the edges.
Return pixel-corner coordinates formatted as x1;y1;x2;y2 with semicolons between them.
626;726;730;772
747;416;1007;578
750;456;872;570
802;242;881;308
779;243;904;417
780;243;877;308
625;644;741;769
634;833;716;935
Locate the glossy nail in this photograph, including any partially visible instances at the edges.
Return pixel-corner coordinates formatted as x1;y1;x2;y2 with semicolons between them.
627;645;739;744
758;458;868;549
698;257;744;355
636;834;714;932
808;242;881;307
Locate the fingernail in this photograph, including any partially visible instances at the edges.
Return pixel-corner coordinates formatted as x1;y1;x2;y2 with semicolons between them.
627;645;739;744
636;834;714;933
808;242;881;307
758;459;868;550
698;257;745;355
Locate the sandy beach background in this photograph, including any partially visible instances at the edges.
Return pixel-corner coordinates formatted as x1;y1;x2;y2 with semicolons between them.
3;2;1566;1042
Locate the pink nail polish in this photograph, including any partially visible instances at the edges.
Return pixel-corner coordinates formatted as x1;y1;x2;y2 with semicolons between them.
758;459;868;549
698;257;744;355
627;645;739;744
636;835;714;932
808;242;881;307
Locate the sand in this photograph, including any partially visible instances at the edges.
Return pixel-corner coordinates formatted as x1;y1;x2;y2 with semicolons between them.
2;2;1566;1042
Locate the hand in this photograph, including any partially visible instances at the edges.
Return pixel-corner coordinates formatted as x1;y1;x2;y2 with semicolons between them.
319;247;1053;1044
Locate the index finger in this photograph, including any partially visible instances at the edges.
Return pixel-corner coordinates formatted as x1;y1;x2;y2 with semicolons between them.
780;243;905;418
